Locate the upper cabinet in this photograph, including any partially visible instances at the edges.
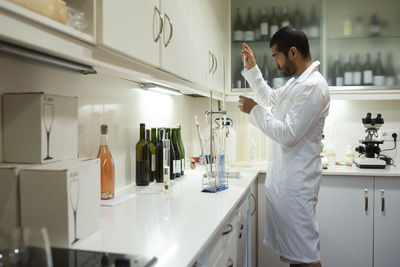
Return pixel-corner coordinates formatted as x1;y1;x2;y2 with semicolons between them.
99;0;160;68
99;0;228;93
227;0;400;99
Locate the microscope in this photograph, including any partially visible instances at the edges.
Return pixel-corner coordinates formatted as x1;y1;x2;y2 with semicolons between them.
354;113;386;169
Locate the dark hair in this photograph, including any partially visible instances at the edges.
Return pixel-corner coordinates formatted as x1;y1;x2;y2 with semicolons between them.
269;26;311;59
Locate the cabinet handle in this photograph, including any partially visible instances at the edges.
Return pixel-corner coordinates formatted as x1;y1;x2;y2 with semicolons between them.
153;6;163;42
381;189;385;212
222;224;233;235
364;189;368;211
251;193;257;216
212;53;218;74
163;13;173;47
227;257;234;267
208;51;214;74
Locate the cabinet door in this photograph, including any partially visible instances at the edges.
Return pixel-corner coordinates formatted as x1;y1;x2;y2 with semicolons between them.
249;177;257;267
317;175;373;267
160;0;194;82
374;177;400;267
100;0;160;67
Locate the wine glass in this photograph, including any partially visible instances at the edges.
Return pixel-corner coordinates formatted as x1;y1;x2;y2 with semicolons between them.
3;227;53;267
42;101;54;160
69;178;80;245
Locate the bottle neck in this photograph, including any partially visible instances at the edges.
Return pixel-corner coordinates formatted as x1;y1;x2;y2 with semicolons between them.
100;134;109;146
140;125;145;140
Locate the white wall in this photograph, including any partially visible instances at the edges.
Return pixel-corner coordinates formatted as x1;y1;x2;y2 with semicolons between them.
0;56;213;189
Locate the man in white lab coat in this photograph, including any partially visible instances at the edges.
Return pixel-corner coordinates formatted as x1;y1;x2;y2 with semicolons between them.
239;26;330;267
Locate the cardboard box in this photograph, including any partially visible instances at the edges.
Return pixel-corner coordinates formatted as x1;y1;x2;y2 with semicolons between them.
3;92;78;163
0;163;36;249
19;158;100;247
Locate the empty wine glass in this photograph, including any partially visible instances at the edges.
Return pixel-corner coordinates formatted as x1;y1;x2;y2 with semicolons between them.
69;178;80;245
3;227;53;267
42;99;54;160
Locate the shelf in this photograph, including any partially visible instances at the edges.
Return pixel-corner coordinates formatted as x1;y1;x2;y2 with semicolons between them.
231;38;321;45
329;86;400;100
327;35;400;41
0;0;95;43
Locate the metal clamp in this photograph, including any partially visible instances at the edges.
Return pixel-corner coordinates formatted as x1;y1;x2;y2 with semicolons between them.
381;189;385;212
251;193;257;216
364;189;368;211
227;257;234;267
163;13;173;47
153;6;163;42
222;224;233;235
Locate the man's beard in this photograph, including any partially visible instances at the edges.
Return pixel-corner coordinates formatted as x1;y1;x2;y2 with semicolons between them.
279;58;297;77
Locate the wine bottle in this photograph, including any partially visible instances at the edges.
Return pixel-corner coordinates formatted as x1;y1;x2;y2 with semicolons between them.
308;4;320;38
146;129;156;182
233;8;244;42
363;53;373;85
369;14;381;37
293;6;302;29
373;52;385;86
269;6;279;37
97;124;115;200
259;7;269;41
156;128;164;183
136;123;149;186
151;128;157;147
262;54;270;83
385;53;396;86
343;54;353;86
244;7;255;42
176;125;185;175
333;54;344;86
172;128;181;177
281;6;290;28
165;128;176;180
353;54;362;85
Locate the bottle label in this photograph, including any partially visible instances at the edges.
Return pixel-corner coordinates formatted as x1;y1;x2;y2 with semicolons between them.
353;71;362;85
386;76;395;86
270;25;279;36
151;155;156;172
233;30;244;42
336;77;344;86
344;72;353;85
281;21;290;27
373;76;385;86
260;23;269;35
176;160;181;174
172;160;176;174
244;31;255;41
363;70;373;84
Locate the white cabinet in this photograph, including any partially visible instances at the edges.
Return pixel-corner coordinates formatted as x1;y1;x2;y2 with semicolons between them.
249;176;257;267
374;177;400;267
191;0;227;92
317;175;374;267
318;175;400;267
100;0;160;67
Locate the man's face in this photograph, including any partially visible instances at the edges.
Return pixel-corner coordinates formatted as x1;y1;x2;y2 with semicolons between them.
270;44;297;77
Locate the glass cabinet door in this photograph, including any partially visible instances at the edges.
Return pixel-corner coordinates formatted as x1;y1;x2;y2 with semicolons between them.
325;0;400;89
230;0;322;92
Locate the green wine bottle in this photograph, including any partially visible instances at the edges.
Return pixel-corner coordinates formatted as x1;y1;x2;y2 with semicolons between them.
165;128;176;180
172;128;181;178
151;128;157;147
156;128;164;183
176;125;185;175
136;123;149;186
146;129;156;182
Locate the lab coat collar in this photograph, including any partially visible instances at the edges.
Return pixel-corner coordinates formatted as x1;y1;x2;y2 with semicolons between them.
294;61;320;83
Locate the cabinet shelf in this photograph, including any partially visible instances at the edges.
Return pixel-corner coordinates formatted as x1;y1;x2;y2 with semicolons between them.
327;35;400;41
231;38;321;45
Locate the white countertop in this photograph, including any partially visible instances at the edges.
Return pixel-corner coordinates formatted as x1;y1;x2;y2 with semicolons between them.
322;165;400;177
72;168;259;267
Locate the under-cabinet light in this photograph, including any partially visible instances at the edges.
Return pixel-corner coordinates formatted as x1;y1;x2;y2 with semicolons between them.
0;41;96;75
140;83;182;96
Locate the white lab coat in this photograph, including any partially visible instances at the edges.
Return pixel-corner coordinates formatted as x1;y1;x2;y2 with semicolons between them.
242;61;330;263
